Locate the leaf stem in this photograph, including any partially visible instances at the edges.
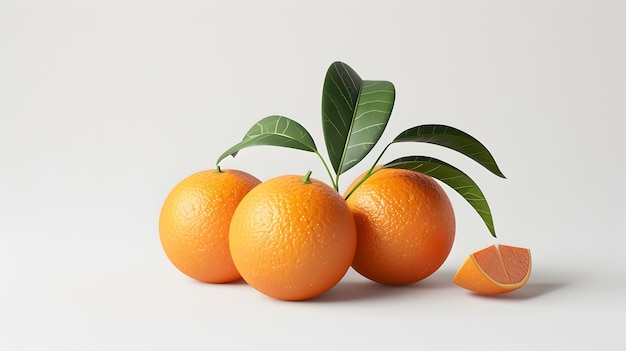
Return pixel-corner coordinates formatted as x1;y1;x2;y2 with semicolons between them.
315;151;338;191
343;143;392;200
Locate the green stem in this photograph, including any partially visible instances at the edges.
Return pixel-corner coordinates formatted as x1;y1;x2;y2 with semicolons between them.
215;165;222;173
371;143;391;170
315;151;338;191
301;170;313;184
344;143;391;200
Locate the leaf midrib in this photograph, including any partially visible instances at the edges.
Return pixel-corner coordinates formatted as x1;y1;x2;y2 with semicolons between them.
337;83;363;175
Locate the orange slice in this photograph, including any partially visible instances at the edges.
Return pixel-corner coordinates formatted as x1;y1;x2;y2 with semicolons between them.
453;244;531;294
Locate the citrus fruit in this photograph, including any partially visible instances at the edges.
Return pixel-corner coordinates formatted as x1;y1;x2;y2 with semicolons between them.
229;172;357;301
453;244;532;294
344;167;456;285
159;168;261;283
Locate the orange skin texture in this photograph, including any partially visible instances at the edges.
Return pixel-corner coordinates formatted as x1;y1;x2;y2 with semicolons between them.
159;169;261;283
345;168;456;285
453;244;532;294
229;175;357;301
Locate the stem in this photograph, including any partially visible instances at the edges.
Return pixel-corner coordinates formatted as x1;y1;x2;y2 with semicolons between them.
344;143;392;200
315;151;338;191
301;170;313;184
371;143;391;170
215;165;222;173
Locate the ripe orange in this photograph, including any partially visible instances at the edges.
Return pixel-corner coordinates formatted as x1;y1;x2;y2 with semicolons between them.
344;167;456;285
159;168;261;283
229;173;357;301
453;244;532;294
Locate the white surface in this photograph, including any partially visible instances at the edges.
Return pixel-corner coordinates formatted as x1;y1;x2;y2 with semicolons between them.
1;0;624;349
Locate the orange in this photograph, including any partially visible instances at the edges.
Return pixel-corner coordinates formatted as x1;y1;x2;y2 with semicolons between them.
159;168;261;283
229;173;357;301
344;167;456;285
453;244;532;294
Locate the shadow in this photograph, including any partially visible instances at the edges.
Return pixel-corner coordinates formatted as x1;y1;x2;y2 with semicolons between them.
223;278;248;286
307;269;569;302
308;270;457;303
188;277;248;286
183;268;570;302
307;280;420;303
466;281;567;301
413;269;456;290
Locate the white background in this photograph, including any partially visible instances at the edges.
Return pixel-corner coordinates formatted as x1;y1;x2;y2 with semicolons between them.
1;0;624;349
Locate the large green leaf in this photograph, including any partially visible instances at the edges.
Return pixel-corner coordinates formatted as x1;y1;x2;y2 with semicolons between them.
216;115;317;165
391;124;505;178
384;156;497;237
322;61;395;176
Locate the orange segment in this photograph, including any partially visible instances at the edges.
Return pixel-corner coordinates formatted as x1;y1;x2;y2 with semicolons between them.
453;244;531;294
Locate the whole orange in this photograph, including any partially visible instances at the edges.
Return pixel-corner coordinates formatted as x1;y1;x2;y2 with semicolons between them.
229;173;357;301
159;168;261;283
344;167;456;285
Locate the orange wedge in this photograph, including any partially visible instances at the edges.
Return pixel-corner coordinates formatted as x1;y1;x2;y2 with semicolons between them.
453;244;532;294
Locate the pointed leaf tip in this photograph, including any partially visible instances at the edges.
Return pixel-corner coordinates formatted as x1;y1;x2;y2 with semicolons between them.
392;124;506;178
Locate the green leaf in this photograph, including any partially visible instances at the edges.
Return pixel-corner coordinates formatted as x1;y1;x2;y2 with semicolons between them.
216;115;317;165
322;61;395;176
383;156;497;237
391;124;505;178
